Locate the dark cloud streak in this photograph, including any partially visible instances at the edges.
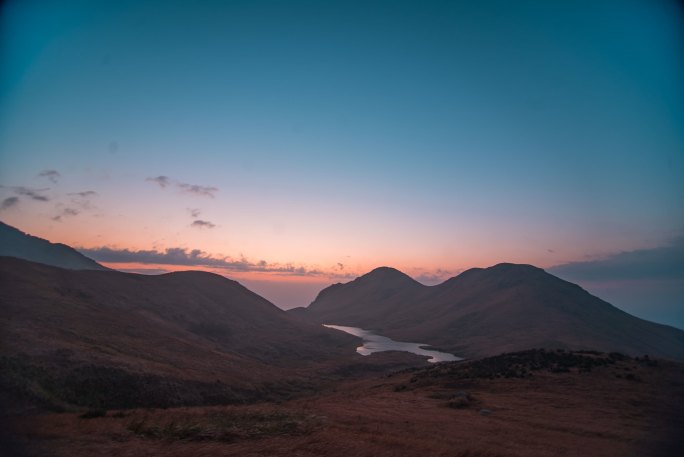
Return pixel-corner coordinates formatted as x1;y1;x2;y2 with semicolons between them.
549;237;684;281
1;186;51;202
79;246;326;276
68;191;98;198
191;219;216;229
52;207;80;222
146;176;218;198
67;190;98;212
1;197;19;210
38;170;60;183
178;183;218;198
146;176;171;188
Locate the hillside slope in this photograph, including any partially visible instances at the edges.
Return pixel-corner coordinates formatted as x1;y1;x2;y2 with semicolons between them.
0;257;359;410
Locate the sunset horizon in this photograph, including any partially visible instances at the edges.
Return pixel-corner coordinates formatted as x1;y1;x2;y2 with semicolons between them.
2;2;684;455
1;217;682;332
1;0;682;327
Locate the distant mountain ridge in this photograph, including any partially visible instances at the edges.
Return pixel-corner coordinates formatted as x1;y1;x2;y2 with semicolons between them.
0;221;107;270
290;266;425;325
290;264;684;361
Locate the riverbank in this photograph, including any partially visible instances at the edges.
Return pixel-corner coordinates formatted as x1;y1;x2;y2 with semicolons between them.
323;324;462;363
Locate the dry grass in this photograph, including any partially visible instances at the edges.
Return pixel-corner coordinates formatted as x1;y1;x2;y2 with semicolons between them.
125;408;320;442
9;351;684;457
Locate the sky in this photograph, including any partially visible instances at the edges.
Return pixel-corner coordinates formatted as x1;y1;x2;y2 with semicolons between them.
1;0;683;327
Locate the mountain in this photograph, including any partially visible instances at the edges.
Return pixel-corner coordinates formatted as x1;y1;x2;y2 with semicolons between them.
289;267;425;326
0;221;107;270
290;263;684;361
0;256;361;411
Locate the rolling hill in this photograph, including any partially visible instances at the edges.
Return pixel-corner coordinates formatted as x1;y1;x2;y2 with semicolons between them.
290;264;684;360
0;256;362;411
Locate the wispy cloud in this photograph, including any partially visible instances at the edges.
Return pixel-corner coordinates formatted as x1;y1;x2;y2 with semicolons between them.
191;219;216;229
548;237;684;282
188;208;201;218
38;169;60;183
78;246;328;276
66;190;98;212
177;183;218;198
52;207;80;222
146;176;218;198
18;188;50;201
68;190;98;198
146;175;171;188
1;197;19;211
0;186;51;202
414;268;455;285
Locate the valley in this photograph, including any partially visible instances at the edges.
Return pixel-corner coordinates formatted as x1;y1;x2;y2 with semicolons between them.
1;223;683;456
2;2;682;455
324;324;462;362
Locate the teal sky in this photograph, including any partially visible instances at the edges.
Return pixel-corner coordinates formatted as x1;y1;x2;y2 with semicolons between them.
1;0;683;327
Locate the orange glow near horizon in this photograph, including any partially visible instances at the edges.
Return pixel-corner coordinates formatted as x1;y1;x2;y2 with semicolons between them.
1;199;672;290
103;262;353;284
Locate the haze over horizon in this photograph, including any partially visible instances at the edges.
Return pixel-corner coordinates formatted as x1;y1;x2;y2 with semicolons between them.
1;1;683;327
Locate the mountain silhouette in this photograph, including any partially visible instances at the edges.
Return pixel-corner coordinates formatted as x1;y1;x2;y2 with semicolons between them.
0;221;106;270
289;267;424;324
290;263;684;360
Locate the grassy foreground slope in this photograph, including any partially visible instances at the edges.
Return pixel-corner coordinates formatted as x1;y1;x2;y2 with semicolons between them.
10;350;684;457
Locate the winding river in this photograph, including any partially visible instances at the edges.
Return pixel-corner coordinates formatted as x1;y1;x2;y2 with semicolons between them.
324;324;462;363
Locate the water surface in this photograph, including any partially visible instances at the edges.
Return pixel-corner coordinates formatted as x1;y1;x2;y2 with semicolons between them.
324;324;462;363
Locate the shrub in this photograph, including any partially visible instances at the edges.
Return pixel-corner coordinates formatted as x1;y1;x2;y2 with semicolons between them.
80;409;107;419
126;410;316;442
447;397;471;409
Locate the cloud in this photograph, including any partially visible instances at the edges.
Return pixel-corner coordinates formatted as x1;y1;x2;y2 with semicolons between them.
1;197;19;211
415;268;455;285
52;207;80;222
68;191;98;198
38;170;60;183
548;237;684;282
66;190;98;212
1;186;50;202
191;219;216;229
0;185;97;219
188;208;201;218
18;188;50;201
146;176;171;188
146;176;218;198
177;183;218;198
117;267;171;275
78;246;326;276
